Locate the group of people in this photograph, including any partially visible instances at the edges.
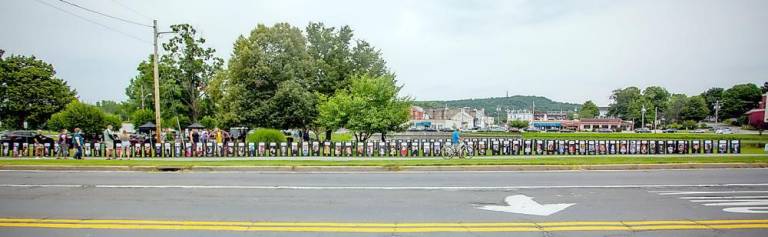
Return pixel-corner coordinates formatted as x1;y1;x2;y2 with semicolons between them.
54;128;85;159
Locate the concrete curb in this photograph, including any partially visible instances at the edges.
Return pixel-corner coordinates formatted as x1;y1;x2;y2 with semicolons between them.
0;163;765;172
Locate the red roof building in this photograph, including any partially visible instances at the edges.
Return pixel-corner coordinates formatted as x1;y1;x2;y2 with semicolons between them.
745;93;767;128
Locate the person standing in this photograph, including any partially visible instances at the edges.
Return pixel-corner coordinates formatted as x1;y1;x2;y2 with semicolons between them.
215;128;223;144
119;130;131;160
57;129;69;159
33;130;45;158
73;128;84;160
103;125;115;160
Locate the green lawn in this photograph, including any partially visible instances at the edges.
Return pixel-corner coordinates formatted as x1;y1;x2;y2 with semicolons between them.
0;155;766;167
464;132;768;142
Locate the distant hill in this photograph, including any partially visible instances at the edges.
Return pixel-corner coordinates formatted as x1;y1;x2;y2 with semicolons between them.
414;96;580;117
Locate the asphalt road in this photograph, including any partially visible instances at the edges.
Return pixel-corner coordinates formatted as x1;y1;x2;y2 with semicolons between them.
0;169;767;236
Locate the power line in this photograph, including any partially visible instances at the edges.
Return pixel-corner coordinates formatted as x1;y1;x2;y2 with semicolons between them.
110;0;153;21
34;0;151;44
57;0;152;28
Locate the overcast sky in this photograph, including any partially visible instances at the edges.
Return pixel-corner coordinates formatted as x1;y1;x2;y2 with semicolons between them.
1;0;767;106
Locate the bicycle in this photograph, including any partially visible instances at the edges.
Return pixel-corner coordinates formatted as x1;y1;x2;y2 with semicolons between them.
443;141;472;159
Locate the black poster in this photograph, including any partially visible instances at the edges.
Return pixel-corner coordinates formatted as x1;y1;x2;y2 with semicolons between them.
512;140;521;155
568;140;576;155
546;140;556;155
666;141;676;154
703;140;713;153
730;140;740;153
598;141;607;155
578;140;587;155
717;140;728;153
628;141;637;154
523;140;532;155
535;140;544;155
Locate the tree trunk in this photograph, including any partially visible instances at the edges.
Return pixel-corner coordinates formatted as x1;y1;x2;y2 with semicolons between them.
325;130;332;141
17;114;26;129
380;132;386;142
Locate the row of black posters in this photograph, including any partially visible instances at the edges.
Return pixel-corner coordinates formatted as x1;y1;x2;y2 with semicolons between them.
1;139;741;157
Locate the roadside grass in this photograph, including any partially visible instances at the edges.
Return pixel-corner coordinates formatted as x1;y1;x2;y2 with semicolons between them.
0;155;766;167
465;132;768;142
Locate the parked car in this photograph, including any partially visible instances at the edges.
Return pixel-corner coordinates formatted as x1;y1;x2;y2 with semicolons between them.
546;128;560;133
560;129;575;133
508;128;521;133
524;128;541;133
692;129;707;133
715;128;733;134
635;128;652;133
596;128;614;133
0;130;54;144
663;129;678;133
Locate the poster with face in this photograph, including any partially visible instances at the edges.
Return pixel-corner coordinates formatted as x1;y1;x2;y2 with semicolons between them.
365;142;376;157
356;142;364;156
379;142;387;156
491;140;500;155
502;140;510;155
331;142;339;157
730;140;740;153
703;140;713;153
132;143;141;158
649;141;657;154
678;141;688;154
2;143;8;156
280;142;288;156
578;140;587;155
290;142;299;156
546;140;555;155
385;142;394;157
249;143;256;157
82;143;90;157
587;141;596;155
141;143;150;157
598;141;607;155
464;141;473;156
717;140;728;153
410;141;418;156
237;143;246;157
608;140;616;154
628;141;636;154
311;142;320;156
154;143;162;157
12;143;19;157
522;140;531;155
477;141;486;156
534;140;543;155
619;141;627;154
557;140;565;155
640;141;648;154
433;141;442;156
302;142;310;156
691;140;701;153
666;141;676;154
268;143;277;156
510;140;519;155
323;142;331;156
396;142;406;156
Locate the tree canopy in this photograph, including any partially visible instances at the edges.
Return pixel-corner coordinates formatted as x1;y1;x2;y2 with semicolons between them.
316;74;411;142
720;83;762;119
0;54;76;129
578;100;599;119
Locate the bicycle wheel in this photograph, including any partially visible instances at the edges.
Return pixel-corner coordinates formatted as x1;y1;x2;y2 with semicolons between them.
443;146;454;160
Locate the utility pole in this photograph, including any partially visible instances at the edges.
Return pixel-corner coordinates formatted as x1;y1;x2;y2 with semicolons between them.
641;105;646;129
152;20;175;142
654;107;658;132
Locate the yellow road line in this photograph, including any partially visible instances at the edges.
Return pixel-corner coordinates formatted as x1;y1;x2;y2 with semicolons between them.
0;218;767;232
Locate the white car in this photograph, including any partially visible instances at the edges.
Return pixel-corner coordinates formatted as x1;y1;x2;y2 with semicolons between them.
715;128;733;134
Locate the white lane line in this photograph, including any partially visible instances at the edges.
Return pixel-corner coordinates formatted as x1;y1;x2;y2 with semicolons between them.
703;201;768;206
681;196;768;199
1;183;768;190
724;207;768;213
657;191;768;195
690;199;768;202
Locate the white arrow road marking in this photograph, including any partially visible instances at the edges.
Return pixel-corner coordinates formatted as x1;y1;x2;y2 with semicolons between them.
723;207;768;214
477;195;574;216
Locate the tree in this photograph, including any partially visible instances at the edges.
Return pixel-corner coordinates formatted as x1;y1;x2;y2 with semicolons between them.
681;96;710;122
642;86;670;114
578;100;599;119
508;119;529;129
161;24;224;122
264;80;318;130
665;94;688;123
721;83;762;119
315;74;411;142
681;120;698;130
700;87;724;116
130;109;154;128
46;101;111;136
607;87;642;119
0;54;76;129
220;23;313;128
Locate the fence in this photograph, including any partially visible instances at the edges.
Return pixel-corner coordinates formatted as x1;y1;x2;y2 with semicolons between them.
0;139;741;158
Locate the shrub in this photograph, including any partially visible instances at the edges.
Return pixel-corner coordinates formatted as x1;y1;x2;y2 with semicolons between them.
681;120;697;130
131;109;154;127
246;128;286;143
104;114;122;130
46;101;111;136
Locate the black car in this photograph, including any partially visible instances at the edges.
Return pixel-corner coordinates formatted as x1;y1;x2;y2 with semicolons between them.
0;130;54;144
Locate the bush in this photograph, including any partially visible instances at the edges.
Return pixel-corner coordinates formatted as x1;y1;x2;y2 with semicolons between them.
681;120;698;130
46;101;111;136
508;119;529;129
131;109;154;127
104;114;122;130
667;123;682;129
246;128;286;143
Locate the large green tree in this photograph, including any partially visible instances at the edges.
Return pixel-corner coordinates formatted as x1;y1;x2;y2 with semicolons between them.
681;95;710;122
316;74;411;142
161;24;223;122
47;101;115;136
642;86;670;114
578;100;599;119
665;94;688;123
721;83;762;119
0;54;76;129
700;87;724;116
607;86;642;119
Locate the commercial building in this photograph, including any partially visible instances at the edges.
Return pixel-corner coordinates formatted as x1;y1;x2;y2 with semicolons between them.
745;92;767;128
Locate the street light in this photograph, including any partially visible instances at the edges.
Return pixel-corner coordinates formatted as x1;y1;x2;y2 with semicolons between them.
713;100;721;124
641;105;646;129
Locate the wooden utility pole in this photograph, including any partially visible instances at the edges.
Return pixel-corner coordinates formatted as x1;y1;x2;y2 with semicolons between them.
152;20;162;142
